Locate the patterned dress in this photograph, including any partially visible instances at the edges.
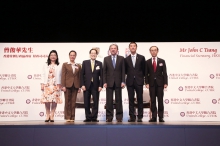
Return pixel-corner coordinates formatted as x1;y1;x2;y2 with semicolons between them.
41;65;62;103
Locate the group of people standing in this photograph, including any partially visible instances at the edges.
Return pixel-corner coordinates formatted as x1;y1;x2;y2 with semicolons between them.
40;42;168;123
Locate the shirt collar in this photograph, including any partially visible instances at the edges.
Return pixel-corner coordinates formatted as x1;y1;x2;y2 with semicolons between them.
111;55;117;58
131;53;137;57
152;56;157;60
68;62;76;65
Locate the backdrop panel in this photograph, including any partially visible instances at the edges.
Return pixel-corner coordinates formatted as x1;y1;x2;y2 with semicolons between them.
0;42;219;121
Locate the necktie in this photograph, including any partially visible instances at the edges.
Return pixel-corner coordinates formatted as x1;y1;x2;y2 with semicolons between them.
132;56;135;67
91;60;94;81
153;57;156;72
91;60;94;72
112;56;116;68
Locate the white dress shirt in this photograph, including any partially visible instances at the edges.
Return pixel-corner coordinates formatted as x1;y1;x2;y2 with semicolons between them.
90;59;95;65
151;56;158;66
131;53;137;67
111;55;117;62
68;62;76;74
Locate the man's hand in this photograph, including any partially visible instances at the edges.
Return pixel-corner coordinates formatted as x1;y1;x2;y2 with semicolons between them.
121;83;125;89
81;86;86;91
98;87;102;92
103;83;107;88
78;88;81;93
145;84;149;89
164;84;168;88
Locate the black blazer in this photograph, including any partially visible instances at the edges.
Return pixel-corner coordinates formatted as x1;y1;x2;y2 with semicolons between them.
125;54;145;86
145;57;168;87
80;60;103;89
103;55;125;87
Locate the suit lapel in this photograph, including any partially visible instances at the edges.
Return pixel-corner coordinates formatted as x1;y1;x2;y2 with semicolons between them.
74;64;80;76
93;60;97;72
150;58;154;71
94;60;99;72
88;60;93;73
67;64;75;76
156;58;160;72
134;54;139;68
128;54;134;68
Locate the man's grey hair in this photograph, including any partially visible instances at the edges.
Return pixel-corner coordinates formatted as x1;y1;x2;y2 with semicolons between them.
109;44;119;50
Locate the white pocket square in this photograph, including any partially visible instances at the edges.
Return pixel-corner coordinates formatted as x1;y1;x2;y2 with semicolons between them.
159;63;163;66
96;66;100;70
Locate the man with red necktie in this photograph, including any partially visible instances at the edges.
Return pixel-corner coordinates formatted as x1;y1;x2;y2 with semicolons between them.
145;46;168;122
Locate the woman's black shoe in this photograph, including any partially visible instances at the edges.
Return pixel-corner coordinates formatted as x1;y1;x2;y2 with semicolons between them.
45;118;50;122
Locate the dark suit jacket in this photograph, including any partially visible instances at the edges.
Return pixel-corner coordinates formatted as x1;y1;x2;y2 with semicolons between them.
80;59;103;90
61;62;81;88
125;54;145;86
145;57;168;87
103;55;125;87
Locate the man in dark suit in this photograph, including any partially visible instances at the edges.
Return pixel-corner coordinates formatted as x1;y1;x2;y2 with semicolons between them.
125;42;145;122
145;46;168;122
81;48;103;122
103;44;125;122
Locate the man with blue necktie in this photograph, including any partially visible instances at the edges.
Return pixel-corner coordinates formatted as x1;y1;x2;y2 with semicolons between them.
103;44;125;122
125;42;145;122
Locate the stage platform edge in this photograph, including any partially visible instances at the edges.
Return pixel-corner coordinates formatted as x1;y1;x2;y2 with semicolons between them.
0;121;220;146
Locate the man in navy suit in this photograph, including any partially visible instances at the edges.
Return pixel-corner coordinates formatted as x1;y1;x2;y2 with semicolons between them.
125;42;145;122
145;46;168;122
81;48;103;122
103;44;125;122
